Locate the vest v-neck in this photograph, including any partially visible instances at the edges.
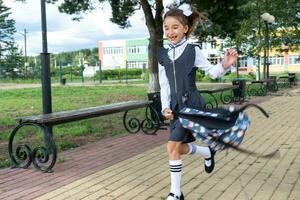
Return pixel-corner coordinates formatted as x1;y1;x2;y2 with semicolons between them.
167;43;191;62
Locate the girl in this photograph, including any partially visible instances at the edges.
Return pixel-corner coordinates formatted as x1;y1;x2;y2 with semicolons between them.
157;4;239;200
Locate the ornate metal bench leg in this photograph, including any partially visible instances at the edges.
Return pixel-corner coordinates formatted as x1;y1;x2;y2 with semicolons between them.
247;83;266;96
247;84;255;96
8;123;57;173
123;111;141;133
8;124;32;169
260;83;267;96
141;105;160;135
202;92;218;109
220;90;233;105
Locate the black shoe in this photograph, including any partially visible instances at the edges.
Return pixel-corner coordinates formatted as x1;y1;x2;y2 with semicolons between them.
204;146;215;173
168;192;184;200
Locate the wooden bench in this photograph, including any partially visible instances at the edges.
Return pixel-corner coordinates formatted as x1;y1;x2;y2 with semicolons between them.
278;76;291;88
278;73;297;88
199;85;241;108
8;100;161;173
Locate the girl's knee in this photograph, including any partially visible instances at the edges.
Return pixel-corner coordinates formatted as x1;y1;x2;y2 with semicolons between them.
167;141;181;156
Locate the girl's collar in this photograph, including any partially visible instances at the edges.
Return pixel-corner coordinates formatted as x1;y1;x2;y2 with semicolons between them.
168;37;187;49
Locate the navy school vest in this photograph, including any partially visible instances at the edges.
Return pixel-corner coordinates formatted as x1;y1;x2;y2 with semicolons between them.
157;44;205;112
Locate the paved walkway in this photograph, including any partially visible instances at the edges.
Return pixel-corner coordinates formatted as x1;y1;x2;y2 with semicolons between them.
0;87;300;200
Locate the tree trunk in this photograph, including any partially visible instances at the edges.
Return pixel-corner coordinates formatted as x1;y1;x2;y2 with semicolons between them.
140;0;164;93
147;31;163;93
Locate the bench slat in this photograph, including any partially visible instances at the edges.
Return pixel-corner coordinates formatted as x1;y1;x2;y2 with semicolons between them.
199;85;238;94
19;100;151;125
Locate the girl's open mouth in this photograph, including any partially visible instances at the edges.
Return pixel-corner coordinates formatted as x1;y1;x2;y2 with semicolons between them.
169;36;177;41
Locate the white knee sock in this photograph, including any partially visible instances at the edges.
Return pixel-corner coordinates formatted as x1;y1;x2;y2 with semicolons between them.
168;160;182;199
187;143;212;166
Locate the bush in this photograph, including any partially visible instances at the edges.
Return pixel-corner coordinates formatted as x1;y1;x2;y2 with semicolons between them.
94;68;143;80
51;66;81;77
223;72;256;80
196;70;205;81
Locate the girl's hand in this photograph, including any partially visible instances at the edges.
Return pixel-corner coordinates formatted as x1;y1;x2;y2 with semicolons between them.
163;108;174;120
223;49;239;69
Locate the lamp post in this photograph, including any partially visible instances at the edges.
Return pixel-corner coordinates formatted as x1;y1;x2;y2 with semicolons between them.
19;29;28;78
40;0;52;115
98;59;102;84
261;12;275;80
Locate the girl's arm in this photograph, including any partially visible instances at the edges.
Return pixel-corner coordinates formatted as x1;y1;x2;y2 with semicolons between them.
194;46;232;79
158;63;171;113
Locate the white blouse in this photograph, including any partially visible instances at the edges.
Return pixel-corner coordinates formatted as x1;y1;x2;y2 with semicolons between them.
158;38;228;112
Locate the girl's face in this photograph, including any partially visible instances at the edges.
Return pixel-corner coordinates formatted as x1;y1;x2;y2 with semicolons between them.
164;16;188;44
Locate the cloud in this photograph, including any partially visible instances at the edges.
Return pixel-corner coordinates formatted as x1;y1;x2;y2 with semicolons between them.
4;0;149;55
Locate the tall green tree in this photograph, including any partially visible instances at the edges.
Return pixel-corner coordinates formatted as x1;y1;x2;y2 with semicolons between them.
232;0;299;53
231;0;299;78
0;0;16;61
3;41;24;78
191;0;248;43
0;0;16;48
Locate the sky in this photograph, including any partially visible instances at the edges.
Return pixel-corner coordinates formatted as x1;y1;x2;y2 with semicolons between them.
3;0;173;56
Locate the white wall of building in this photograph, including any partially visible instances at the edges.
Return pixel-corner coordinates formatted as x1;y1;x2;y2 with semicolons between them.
101;39;126;69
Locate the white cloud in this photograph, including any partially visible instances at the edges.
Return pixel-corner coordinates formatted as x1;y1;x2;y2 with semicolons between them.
4;0;149;55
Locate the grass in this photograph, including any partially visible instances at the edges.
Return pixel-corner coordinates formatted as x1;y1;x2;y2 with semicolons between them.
0;76;147;84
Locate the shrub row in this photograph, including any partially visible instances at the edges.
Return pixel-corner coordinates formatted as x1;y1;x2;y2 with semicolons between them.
50;66;256;82
95;68;143;80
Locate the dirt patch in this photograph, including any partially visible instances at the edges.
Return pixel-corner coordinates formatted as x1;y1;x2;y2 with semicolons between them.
0;125;15;132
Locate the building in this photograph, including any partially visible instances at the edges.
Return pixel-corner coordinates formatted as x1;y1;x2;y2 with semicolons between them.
98;37;300;74
98;37;220;70
98;39;126;69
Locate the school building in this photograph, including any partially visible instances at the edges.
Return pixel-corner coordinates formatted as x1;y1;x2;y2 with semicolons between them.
97;38;300;74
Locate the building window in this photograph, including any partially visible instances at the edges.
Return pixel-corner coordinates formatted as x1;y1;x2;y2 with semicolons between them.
238;57;247;67
127;46;148;54
255;56;284;66
103;47;123;55
127;61;147;69
210;40;216;49
269;56;283;65
288;55;300;65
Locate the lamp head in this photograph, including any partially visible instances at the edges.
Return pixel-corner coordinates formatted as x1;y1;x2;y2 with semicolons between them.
261;12;275;23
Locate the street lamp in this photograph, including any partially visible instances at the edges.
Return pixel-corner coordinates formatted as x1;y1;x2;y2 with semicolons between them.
261;12;275;80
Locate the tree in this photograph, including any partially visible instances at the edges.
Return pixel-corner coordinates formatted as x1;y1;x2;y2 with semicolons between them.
3;41;24;78
230;0;299;53
191;0;248;43
0;0;17;65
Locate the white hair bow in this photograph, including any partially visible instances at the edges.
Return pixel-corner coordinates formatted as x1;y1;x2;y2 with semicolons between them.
165;3;193;17
178;3;193;17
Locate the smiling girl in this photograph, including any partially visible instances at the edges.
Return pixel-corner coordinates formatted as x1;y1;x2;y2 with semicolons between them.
157;4;239;200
